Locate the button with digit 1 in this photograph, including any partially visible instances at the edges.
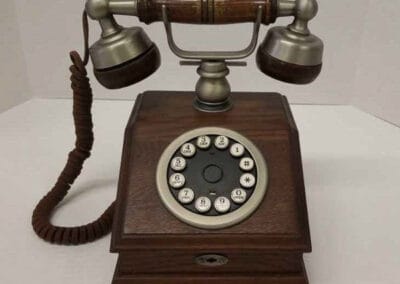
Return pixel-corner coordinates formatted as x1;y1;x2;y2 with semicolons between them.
230;143;245;157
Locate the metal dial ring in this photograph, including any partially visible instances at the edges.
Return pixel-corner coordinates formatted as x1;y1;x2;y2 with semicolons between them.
156;127;268;230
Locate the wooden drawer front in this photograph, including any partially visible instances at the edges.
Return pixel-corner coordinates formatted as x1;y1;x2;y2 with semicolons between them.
117;250;303;274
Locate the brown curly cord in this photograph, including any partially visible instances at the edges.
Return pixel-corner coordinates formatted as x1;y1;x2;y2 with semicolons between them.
31;12;115;245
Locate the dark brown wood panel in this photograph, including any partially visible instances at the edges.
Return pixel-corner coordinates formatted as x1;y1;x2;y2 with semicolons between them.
117;251;303;274
114;251;308;283
113;256;308;284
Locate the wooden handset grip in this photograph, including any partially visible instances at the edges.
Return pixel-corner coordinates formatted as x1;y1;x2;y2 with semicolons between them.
137;0;277;24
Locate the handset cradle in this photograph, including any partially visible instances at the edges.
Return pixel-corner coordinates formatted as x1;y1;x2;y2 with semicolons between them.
162;5;264;112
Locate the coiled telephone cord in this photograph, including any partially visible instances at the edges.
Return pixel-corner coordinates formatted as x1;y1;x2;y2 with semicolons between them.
31;12;115;245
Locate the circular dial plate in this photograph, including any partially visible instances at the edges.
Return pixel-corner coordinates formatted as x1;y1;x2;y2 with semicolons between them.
156;127;268;230
167;135;257;216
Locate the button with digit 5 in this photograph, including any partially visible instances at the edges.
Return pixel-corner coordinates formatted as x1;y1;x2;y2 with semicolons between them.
170;157;186;171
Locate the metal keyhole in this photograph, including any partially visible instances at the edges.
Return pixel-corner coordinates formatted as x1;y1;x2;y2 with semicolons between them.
195;254;228;267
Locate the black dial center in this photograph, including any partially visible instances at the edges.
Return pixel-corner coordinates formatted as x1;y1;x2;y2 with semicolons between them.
203;164;223;183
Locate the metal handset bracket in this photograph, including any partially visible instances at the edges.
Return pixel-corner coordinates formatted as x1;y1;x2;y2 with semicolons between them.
162;5;263;112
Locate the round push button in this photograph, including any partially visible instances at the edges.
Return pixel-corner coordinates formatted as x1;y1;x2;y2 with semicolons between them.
231;188;247;204
239;157;254;171
230;143;245;157
169;173;185;189
240;173;256;188
178;188;195;204
203;164;223;183
197;135;211;149
214;196;231;213
180;143;196;157
195;197;212;213
214;135;229;150
170;157;186;171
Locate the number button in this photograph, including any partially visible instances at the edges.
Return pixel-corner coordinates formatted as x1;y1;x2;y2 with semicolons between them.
239;157;254;171
178;188;195;204
230;143;245;157
231;188;247;204
214;136;229;150
195;197;212;213
170;157;186;171
169;173;185;189
180;143;196;157
240;173;256;188
196;135;211;149
214;197;231;213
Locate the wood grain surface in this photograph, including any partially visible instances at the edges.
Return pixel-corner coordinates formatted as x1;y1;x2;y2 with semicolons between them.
137;0;277;24
111;91;311;283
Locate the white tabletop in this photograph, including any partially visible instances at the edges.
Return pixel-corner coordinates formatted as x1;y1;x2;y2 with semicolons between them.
0;99;399;284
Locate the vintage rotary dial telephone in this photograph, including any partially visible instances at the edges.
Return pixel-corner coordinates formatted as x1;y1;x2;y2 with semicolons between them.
32;0;323;283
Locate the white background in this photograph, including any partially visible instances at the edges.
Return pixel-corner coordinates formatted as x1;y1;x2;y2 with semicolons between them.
1;0;400;125
1;1;400;283
1;100;399;283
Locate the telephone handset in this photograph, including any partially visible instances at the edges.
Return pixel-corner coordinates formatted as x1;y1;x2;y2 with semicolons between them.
87;0;323;89
33;0;323;282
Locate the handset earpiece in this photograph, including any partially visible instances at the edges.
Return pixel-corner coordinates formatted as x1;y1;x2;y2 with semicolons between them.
85;0;160;89
256;0;323;84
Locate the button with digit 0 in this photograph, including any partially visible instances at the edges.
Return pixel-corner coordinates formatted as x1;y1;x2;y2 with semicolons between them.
231;188;247;204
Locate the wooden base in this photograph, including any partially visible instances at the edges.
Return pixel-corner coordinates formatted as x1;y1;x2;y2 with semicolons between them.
111;92;311;284
112;256;309;284
113;274;308;284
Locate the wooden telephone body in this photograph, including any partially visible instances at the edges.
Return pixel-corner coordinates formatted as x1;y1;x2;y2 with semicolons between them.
32;0;323;283
111;92;311;283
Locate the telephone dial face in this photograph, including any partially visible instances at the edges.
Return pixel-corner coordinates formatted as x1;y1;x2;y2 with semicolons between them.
157;127;268;229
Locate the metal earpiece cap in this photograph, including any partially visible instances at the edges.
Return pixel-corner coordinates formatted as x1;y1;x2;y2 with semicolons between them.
87;13;160;89
259;26;323;67
90;26;154;70
256;0;324;84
